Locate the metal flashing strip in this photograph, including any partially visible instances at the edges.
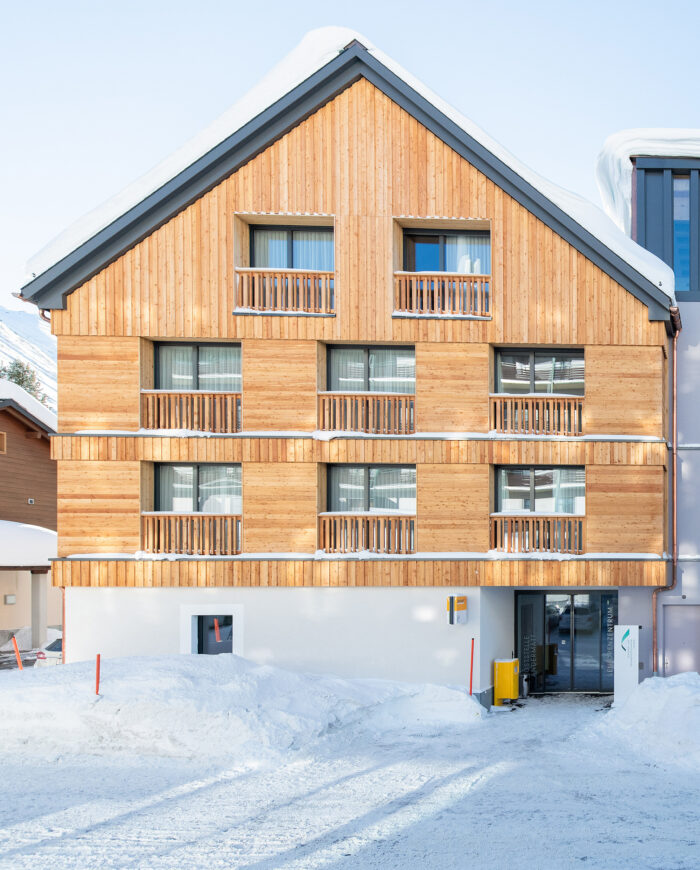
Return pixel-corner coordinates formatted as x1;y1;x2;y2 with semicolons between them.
22;43;671;322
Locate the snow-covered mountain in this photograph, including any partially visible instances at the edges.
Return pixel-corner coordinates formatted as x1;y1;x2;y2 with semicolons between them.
0;306;57;409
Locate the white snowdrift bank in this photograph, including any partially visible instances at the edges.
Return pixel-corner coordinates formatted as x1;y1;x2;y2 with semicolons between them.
0;655;482;761
593;672;700;766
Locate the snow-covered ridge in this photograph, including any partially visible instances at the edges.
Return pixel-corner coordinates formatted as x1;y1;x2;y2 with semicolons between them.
0;306;56;410
25;27;674;302
597;128;700;235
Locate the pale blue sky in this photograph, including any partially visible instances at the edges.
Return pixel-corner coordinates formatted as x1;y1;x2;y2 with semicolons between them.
2;0;698;310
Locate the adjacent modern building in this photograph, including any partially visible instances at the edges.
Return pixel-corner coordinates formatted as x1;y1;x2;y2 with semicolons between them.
20;29;680;703
599;131;700;676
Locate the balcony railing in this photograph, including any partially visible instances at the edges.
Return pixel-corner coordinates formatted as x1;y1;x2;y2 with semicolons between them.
394;272;490;317
235;268;335;314
318;393;415;434
490;396;584;436
318;513;416;554
490;515;585;555
141;513;242;555
141;391;242;433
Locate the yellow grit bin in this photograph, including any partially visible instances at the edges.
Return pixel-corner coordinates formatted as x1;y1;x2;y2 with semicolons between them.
493;658;519;706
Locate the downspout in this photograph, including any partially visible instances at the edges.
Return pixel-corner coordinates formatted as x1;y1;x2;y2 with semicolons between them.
653;305;682;675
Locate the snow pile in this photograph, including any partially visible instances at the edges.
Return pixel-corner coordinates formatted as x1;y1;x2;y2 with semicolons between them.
597;129;700;235
0;626;61;652
0;377;56;431
594;672;700;766
25;27;674;301
0;655;482;761
0;520;57;568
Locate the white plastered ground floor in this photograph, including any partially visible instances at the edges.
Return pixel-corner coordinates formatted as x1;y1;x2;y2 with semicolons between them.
63;584;653;697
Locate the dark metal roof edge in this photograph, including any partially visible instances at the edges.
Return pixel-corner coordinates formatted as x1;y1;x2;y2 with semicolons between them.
0;399;55;434
21;42;671;321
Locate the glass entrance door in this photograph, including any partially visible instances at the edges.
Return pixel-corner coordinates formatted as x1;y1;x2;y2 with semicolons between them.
516;591;618;693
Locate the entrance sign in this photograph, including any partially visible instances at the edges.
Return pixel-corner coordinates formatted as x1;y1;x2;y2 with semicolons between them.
614;624;640;707
447;596;467;625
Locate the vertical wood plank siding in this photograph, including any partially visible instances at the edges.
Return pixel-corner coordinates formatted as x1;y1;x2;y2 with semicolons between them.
51;79;666;349
49;77;669;588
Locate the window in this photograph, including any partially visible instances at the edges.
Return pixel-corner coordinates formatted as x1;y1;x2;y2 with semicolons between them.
327;347;415;394
634;159;700;294
156;344;241;392
496;467;585;515
251;226;334;271
155;464;242;514
674;176;690;292
495;350;584;396
403;230;490;274
328;466;416;513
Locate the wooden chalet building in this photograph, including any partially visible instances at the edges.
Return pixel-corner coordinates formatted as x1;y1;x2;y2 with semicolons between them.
21;29;678;702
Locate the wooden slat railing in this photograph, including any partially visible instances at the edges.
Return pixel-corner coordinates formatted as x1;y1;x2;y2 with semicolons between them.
141;513;242;555
141;392;242;432
490;515;585;555
319;514;416;554
318;393;415;434
490;396;583;436
235;268;335;314
394;272;490;317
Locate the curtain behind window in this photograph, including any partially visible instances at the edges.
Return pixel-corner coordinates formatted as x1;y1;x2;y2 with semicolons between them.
198;466;242;514
497;468;531;512
254;230;288;267
198;346;242;392
496;352;531;394
328;348;366;391
293;231;334;271
369;467;416;513
369;349;415;394
445;233;491;274
533;354;584;395
158;346;195;390
498;467;585;514
328;466;366;512
158;466;195;512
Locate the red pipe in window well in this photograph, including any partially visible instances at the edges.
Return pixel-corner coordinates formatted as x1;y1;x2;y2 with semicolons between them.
653;307;682;675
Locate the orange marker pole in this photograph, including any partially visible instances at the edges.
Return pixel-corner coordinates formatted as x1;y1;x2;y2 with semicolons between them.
12;636;23;671
95;653;101;695
214;618;221;643
469;637;474;696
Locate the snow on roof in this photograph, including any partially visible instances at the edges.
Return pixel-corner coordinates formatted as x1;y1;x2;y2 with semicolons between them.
0;378;56;432
597;129;700;236
0;520;57;567
25;27;675;302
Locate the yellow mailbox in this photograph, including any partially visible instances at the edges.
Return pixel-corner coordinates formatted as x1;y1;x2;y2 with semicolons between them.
493;658;519;706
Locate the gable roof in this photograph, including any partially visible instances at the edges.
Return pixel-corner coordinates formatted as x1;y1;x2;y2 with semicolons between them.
20;27;675;321
0;379;56;434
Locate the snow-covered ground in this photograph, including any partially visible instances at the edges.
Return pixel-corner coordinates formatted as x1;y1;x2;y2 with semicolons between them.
1;656;699;869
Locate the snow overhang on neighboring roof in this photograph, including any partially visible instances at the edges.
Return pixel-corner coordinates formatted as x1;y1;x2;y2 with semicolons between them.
21;27;675;318
597;128;700;236
0;378;56;433
0;520;57;568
